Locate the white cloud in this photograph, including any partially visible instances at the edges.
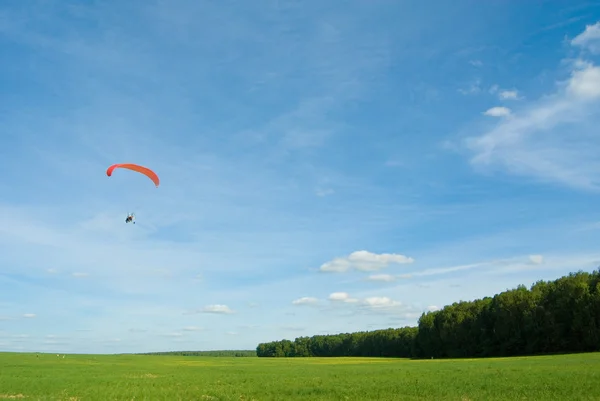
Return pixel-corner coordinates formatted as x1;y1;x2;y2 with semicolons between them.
469;60;483;67
23;313;36;318
427;305;440;311
464;30;600;191
362;296;401;309
566;63;600;99
366;274;396;282
72;272;89;278
529;254;544;264
292;297;318;305
201;304;234;314
499;90;520;100
182;326;203;331
490;84;521;100
321;291;409;316
483;106;511;117
319;250;414;273
328;292;358;303
571;21;600;54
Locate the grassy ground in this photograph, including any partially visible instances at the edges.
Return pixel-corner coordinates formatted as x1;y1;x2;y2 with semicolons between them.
0;352;599;400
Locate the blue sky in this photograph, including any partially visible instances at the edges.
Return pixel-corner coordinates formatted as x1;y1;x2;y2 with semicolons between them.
1;0;600;354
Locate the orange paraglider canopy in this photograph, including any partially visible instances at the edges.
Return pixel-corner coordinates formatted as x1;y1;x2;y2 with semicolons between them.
106;163;160;187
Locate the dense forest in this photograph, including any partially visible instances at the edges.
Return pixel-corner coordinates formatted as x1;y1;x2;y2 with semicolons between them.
138;350;256;357
257;270;600;359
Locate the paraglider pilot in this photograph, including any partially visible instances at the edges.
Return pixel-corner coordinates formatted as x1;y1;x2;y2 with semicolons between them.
125;213;135;224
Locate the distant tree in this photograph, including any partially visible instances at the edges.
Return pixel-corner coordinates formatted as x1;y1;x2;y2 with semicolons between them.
139;350;257;357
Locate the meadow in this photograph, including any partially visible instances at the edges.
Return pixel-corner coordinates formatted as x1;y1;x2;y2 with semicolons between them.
1;352;599;400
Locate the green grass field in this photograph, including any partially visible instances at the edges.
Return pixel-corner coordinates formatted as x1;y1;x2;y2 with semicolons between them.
1;352;599;400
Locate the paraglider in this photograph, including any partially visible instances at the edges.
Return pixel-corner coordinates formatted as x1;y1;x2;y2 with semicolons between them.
106;163;159;224
125;213;135;224
106;163;160;187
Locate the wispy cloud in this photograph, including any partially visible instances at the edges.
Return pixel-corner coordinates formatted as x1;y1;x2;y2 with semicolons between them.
366;274;397;282
292;297;319;306
160;332;183;338
463;21;600;191
200;305;235;315
182;326;204;332
529;254;544;264
490;85;522;101
499;90;521;100
458;78;482;95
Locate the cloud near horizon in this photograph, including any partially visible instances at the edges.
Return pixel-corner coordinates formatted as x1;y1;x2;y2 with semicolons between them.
200;305;235;315
319;251;415;273
1;1;600;354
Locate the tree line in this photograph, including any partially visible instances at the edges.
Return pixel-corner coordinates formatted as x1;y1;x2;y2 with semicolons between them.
138;350;256;357
256;269;600;359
